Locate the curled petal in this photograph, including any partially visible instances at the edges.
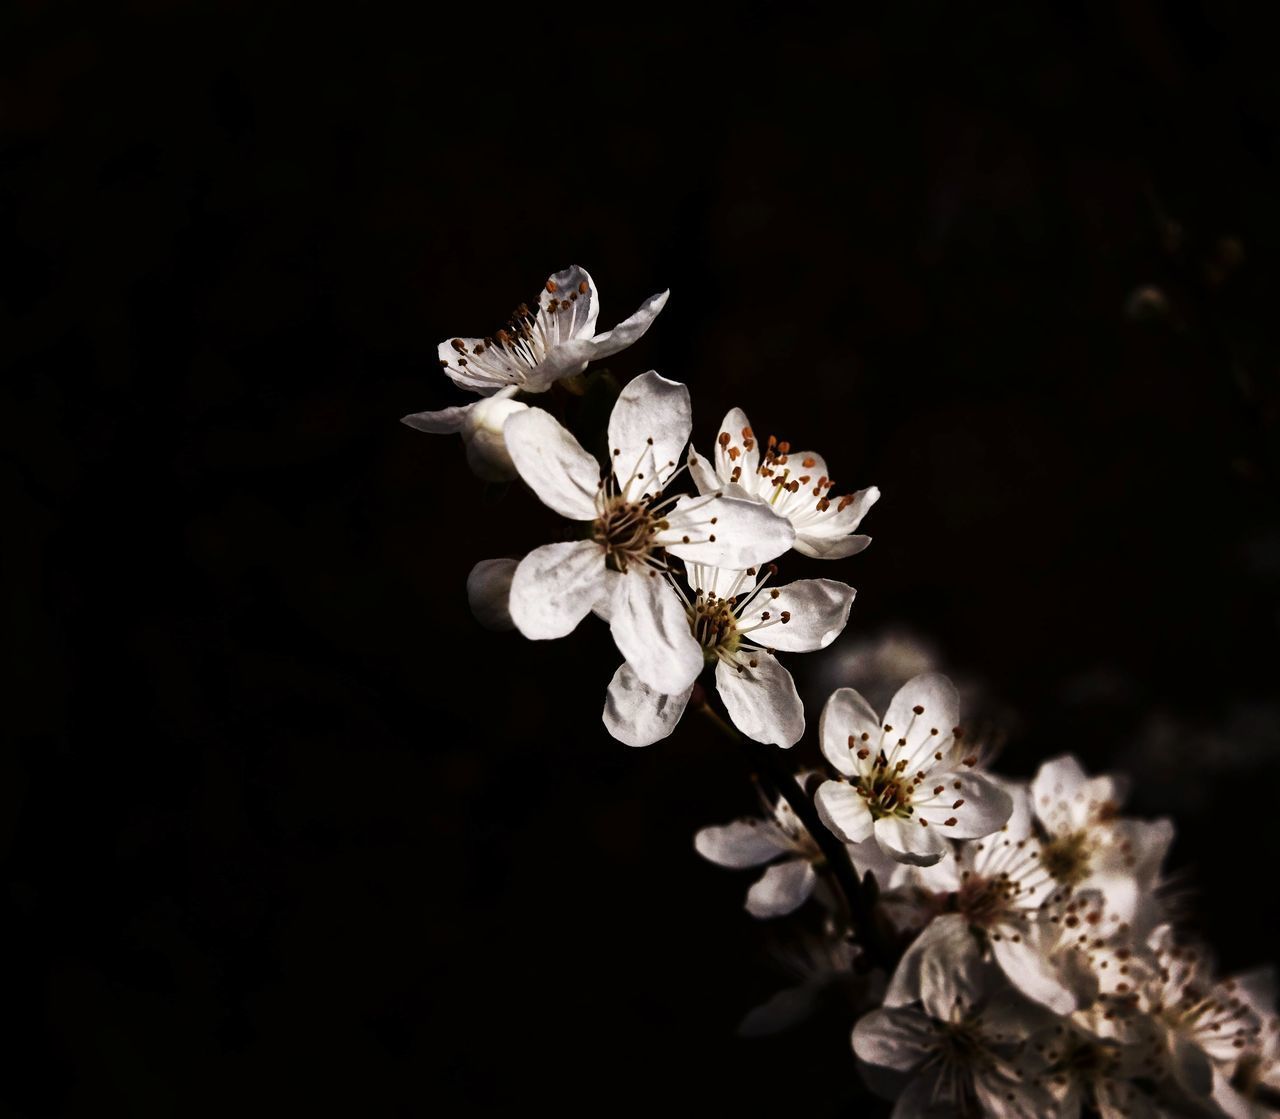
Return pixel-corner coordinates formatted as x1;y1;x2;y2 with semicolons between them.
503;408;601;520
746;859;817;918
586;288;670;359
715;654;804;748
819;687;882;776
714;406;760;480
609;570;703;695
815;780;874;843
508;541;606;640
466;558;518;631
602;662;692;748
538;265;600;340
794;532;872;560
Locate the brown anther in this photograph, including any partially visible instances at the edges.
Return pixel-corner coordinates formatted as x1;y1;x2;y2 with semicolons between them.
546;279;558;293
838;494;856;512
780;611;790;623
769;589;779;599
718;431;730;446
578;279;589;294
945;817;958;827
802;457;815;468
913;705;925;715
451;338;467;352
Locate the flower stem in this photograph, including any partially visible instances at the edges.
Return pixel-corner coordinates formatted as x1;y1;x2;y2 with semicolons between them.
694;692;895;971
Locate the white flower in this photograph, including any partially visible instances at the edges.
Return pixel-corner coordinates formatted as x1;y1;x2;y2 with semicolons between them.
503;371;794;694
1030;754;1174;936
853;922;1054;1117
814;673;1013;866
886;786;1076;1015
437;264;668;396
688;406;879;559
401;387;529;482
694;780;843;918
602;563;855;748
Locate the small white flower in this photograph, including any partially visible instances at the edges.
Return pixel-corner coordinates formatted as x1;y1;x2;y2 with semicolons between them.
437;265;668;396
694;795;823;919
602;563;855;748
1030;754;1174;936
688;406;879;559
814;674;1013;866
402;387;530;482
853;923;1054;1117
886;787;1076;1015
503;371;794;694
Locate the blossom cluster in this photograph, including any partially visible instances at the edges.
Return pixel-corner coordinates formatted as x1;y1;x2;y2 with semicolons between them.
406;266;1278;1117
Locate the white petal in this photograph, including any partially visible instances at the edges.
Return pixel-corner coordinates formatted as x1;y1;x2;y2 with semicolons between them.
750;579;856;653
746;859;817;918
715;654;804;747
794;532;873;560
584;288;669;358
508;540;606;640
852;1007;938;1072
538;265;600;340
437;336;517;395
660;494;795;569
694;818;791;869
460;390;526;481
400;401;474;434
607;370;690;499
608;570;703;695
873;814;948;866
885;913;981;1011
819;687;883;776
503;408;601;520
714;406;760;482
815;780;874;843
465;558;518;631
884;673;960;761
602;662;692;748
798;485;880;537
990;928;1077;1015
915;772;1013;839
686;447;720;496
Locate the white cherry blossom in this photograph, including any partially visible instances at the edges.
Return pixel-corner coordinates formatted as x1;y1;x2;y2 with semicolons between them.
885;787;1077;1015
694;777;864;918
814;673;1013;866
602;563;855;748
503;371;794;694
854;923;1054;1117
1030;754;1174;937
688;406;879;559
401;386;531;482
437;264;668;396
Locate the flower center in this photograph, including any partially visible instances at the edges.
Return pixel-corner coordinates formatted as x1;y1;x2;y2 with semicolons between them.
953;872;1019;929
853;753;923;820
1039;831;1093;886
592;497;663;573
690;591;741;661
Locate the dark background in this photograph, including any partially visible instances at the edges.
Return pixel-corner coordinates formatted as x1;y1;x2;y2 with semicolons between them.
5;1;1280;1114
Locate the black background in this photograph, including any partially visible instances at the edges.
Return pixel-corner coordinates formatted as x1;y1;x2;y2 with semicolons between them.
5;2;1280;1115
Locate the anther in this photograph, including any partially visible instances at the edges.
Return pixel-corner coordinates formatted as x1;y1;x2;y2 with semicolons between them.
546;279;558;293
